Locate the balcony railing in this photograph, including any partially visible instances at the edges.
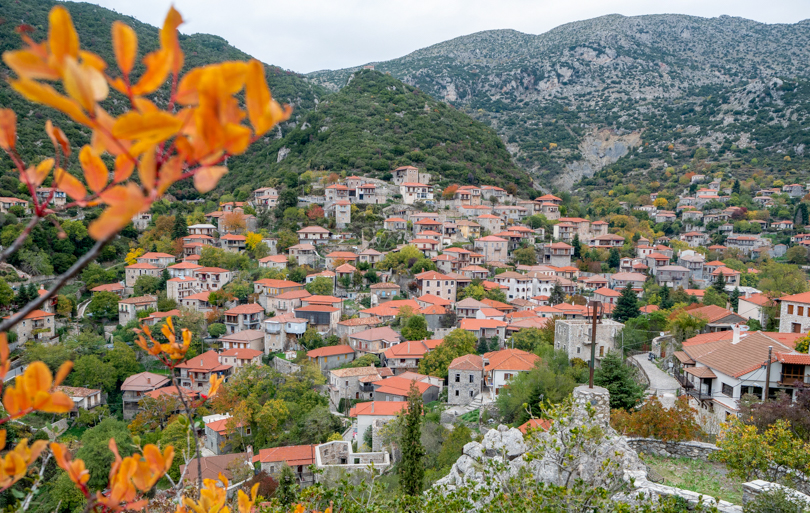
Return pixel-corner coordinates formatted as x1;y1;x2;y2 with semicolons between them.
686;388;712;402
780;372;809;386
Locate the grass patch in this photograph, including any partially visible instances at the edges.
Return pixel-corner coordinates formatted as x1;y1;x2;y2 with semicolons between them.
61;424;88;440
641;454;743;505
459;409;479;423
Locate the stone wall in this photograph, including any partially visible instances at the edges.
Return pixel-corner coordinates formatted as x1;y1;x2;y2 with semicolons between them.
447;369;481;405
572;384;611;428
742;480;810;509
273;357;301;375
626;438;719;461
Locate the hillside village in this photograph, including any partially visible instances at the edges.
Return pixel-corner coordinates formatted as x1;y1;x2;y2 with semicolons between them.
5;157;810;507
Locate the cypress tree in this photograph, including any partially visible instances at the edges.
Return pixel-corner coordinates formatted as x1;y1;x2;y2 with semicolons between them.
549;282;566;306
730;286;740;313
659;284;673;310
712;271;727;295
571;233;581;259
607;248;621;270
732;179;740;195
172;215;188;240
613;283;640;323
399;382;425;496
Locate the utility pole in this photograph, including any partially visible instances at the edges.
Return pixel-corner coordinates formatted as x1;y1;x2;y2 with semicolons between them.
763;345;773;402
589;300;600;389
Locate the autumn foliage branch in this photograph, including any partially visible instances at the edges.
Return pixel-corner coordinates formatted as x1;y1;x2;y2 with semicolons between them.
0;4;288;512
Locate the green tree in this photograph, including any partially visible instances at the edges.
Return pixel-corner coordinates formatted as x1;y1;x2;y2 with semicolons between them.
613;283;640;323
301;327;324;350
758;261;808;296
702;287;727;308
400;382;425;496
70;355;117;393
402;315;431;341
56;294;73;317
305;276;334;296
419;329;476;379
571;233;582;259
161;417;194;481
208;323;226;338
133;274;162;296
786;245;808;265
510;328;548;353
81;263;118;290
0;278;14;307
658;284;673;311
729;287;741;313
732;179;740;195
86;291;119;322
593;351;646;411
607;248;620;270
548;282;565;306
712;272;727;295
76;418;135;490
275;464;298;506
172;214;188;240
104;342;141;384
512;246;536;266
669;310;709;343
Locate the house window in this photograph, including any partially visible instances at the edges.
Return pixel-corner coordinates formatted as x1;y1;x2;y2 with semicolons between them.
788;304;795;315
800;307;805;317
470;390;474;397
721;383;733;397
576;347;581;354
469;374;474;383
455;390;459;396
455;373;460;382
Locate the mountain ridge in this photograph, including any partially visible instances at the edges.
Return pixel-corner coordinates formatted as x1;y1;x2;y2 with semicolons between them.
308;13;810;190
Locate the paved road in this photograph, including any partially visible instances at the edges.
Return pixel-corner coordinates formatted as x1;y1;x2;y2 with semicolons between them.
631;355;681;408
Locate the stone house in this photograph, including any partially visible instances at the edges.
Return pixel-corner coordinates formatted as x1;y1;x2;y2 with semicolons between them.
253;445;318;486
483;348;539;396
372;375;439;403
540;242;573;267
175;351;233;395
414;271;457;303
554;319;623;362
295;304;341;334
269;290;312;314
400;183;433;204
329;365;384;407
654;265;691;288
391;165;430;185
192;267;232;292
56;386;104;414
258;255;289;269
136;252;176;268
447;354;484;405
307;345;356;371
120;371;171;420
263;313;308;353
124;262;161;287
296;226;332;244
288;243;318;266
778;291;810;333
224;303;265;334
219;348;263;370
204;414;250;455
219;329;265;352
369;282;400;305
118;295;158;325
336;316;382;339
381;339;439;374
348;402;407;449
474;236;509;263
349;326;402;356
459;319;507;346
358;248;383;266
314;440;390;477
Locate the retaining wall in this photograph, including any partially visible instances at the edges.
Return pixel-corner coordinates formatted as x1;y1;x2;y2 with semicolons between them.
626;438;719;461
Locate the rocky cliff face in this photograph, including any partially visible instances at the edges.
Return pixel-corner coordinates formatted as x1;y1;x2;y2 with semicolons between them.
309;15;810;189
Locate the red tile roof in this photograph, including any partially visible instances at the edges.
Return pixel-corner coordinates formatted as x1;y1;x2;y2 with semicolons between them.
225;303;264;315
349;401;408;417
307;345;354;358
253;445;317;466
483;348;539;372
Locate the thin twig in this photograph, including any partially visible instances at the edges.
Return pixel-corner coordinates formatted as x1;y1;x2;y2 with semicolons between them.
21;450;51;512
0;233;115;333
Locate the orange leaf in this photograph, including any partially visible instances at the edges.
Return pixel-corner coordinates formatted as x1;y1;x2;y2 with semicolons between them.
113;110;182;143
62;57;108;112
89;183;148;240
223;123;251;155
131;49;170;96
245;59;270;135
91;106;129;157
79;50;107;72
112;21;137;76
48;6;79;65
23;362;53;394
193;166;227;193
160;7;184;74
54;167;87;201
157;156;183;196
138;146;156;192
79;145;108;193
24;158;55;188
39;390;74;413
45;120;71;156
10;79;91;126
54;361;72;387
2;50;60;80
0;430;5;451
113;154;135;183
0;109;17;151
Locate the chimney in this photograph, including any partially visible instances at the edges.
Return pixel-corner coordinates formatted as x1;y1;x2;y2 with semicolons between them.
732;323;741;345
146;377;151;385
371;402;374;413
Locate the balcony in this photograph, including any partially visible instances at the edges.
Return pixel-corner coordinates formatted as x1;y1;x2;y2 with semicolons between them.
779;372;809;386
359;383;375;393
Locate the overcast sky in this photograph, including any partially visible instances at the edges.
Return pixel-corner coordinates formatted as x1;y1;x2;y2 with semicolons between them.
86;0;810;74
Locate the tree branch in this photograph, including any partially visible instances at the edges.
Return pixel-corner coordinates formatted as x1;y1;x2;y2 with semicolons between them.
171;372;203;492
0;215;41;265
21;450;51;512
0;233;115;333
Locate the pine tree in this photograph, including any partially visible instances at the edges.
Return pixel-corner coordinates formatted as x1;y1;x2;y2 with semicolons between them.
571;233;581;259
275;464;298;506
594;351;646;410
732;179;740;195
172;215;188;240
713;271;727;296
613;283;640;323
730;286;740;313
659;284;673;310
549;282;565;306
399;382;425;496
